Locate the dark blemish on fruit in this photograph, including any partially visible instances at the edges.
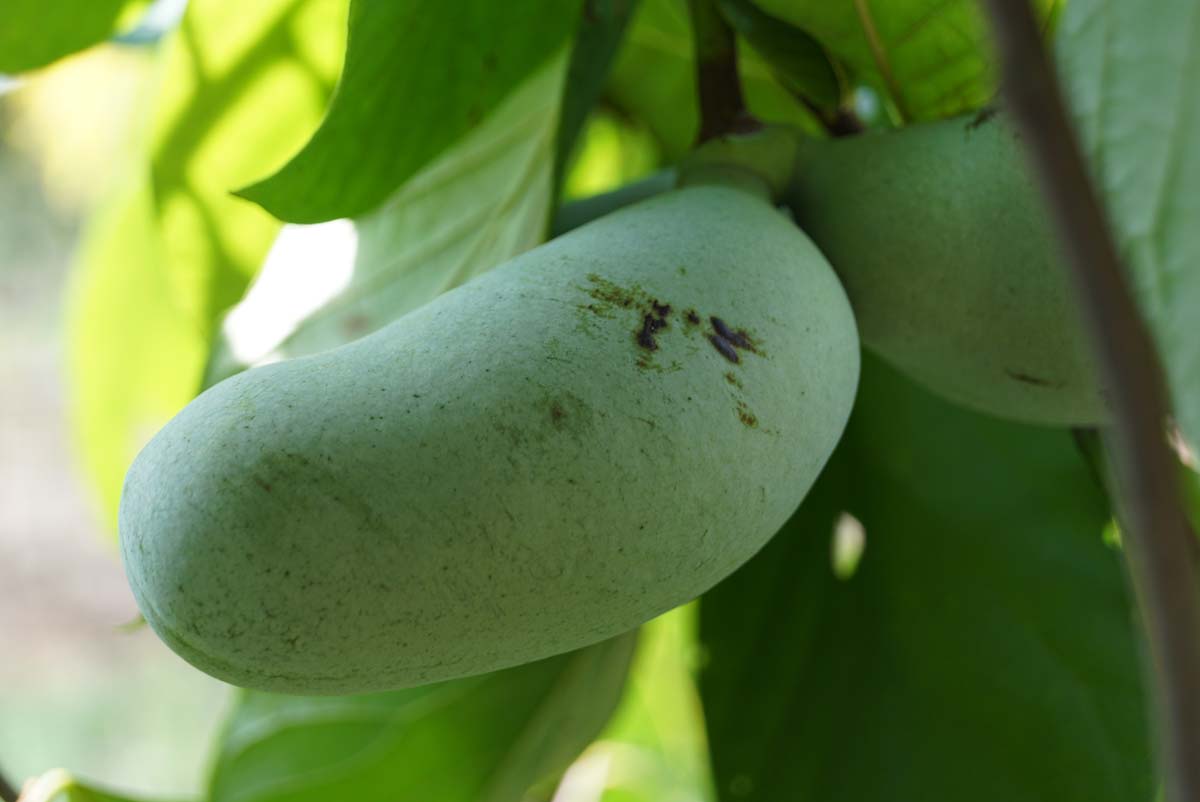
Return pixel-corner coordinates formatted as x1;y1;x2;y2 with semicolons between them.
584;274;639;309
254;477;272;492
637;311;668;350
736;400;758;428
724;371;743;389
651;300;671;318
710;334;740;363
711;316;756;351
1005;368;1062;388
708;316;762;363
549;401;566;427
677;266;687;276
685;309;700;326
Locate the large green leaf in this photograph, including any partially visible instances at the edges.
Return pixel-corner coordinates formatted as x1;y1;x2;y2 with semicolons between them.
239;0;584;224
68;0;348;527
1056;0;1200;450
753;0;1057;122
207;633;636;802
0;0;132;73
208;50;567;380
700;355;1152;802
605;0;820;159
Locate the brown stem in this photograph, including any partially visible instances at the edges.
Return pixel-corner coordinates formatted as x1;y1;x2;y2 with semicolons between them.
980;2;1200;800
687;0;756;142
0;767;18;802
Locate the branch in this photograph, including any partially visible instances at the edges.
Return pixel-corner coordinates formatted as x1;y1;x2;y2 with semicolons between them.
687;0;756;142
0;766;18;802
979;3;1200;801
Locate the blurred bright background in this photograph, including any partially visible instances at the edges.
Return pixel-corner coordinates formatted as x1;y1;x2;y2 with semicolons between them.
0;33;233;797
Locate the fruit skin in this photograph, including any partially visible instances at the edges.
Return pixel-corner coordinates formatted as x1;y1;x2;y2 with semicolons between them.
786;112;1107;425
120;183;860;695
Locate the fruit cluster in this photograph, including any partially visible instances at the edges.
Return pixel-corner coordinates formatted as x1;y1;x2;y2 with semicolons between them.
119;111;1100;694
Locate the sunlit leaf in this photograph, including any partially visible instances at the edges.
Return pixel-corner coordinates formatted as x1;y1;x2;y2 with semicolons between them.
580;608;713;802
207;633;636;802
605;0;819;159
239;0;584;224
66;175;206;531
556;0;642;190
753;0;1058;122
0;0;134;73
209;51;567;378
1057;0;1200;451
67;0;349;528
150;0;349;342
700;355;1152;802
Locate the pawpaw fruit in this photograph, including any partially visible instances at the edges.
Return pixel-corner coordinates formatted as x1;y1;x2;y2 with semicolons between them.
119;182;860;694
786;112;1107;425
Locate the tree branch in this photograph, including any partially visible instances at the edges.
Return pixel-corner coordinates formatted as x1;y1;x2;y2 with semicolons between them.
979;2;1200;800
687;0;757;142
0;766;19;802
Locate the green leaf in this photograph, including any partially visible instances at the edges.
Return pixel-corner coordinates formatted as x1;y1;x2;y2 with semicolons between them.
582;608;714;802
207;633;636;802
208;51;567;379
716;0;842;111
1056;0;1200;451
239;0;584;224
605;0;819;159
700;355;1152;802
150;0;349;341
68;0;348;527
752;0;1057;122
555;0;642;189
66;176;208;531
0;0;131;73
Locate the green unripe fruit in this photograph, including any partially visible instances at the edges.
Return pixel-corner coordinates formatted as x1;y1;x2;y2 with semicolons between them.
786;113;1107;425
120;183;860;695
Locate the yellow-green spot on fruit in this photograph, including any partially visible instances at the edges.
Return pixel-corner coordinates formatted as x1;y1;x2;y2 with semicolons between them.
119;184;859;695
787;112;1107;425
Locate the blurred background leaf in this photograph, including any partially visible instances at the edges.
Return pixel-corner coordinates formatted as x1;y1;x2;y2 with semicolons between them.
1056;0;1200;453
555;0;642;191
239;0;584;223
0;0;143;73
66;0;349;530
208;50;569;379
582;608;713;802
13;768;164;802
749;0;1059;122
604;0;820;159
207;634;636;802
700;354;1152;802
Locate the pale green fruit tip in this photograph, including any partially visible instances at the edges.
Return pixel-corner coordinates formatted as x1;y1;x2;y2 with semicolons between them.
120;184;860;695
677;125;802;201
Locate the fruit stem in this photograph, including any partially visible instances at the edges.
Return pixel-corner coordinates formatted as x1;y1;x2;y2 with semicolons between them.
982;3;1200;801
687;0;758;142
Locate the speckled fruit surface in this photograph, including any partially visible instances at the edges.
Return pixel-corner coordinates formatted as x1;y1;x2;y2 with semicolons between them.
120;184;860;694
787;112;1107;425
